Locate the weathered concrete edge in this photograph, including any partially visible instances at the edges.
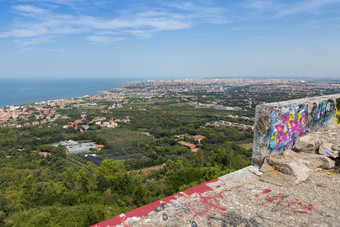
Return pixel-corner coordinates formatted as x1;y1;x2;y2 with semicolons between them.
91;166;257;227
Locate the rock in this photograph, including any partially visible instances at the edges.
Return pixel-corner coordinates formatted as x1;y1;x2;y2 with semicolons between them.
260;163;275;174
331;144;340;151
304;154;336;170
260;163;297;186
248;165;263;176
286;162;310;183
314;155;335;169
268;155;294;175
331;150;339;158
283;149;305;159
268;155;310;183
319;142;334;155
293;135;320;153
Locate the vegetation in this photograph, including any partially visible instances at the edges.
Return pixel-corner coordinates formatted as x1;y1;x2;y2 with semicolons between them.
0;94;254;226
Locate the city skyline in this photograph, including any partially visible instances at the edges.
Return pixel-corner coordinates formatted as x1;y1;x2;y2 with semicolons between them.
0;0;340;79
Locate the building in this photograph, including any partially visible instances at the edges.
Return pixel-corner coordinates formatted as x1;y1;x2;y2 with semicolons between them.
178;141;198;152
192;135;206;144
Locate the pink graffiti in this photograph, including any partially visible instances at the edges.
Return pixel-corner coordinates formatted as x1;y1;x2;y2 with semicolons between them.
272;112;307;150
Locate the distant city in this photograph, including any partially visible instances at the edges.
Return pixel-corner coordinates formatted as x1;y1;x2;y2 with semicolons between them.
2;78;340;128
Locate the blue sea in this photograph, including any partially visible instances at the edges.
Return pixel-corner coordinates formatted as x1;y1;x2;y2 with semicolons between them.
0;78;133;107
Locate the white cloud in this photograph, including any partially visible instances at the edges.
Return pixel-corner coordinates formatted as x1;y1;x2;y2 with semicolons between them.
277;0;340;17
242;0;340;18
0;1;198;45
1;25;48;38
2;0;339;46
88;35;124;44
13;5;48;15
42;48;66;52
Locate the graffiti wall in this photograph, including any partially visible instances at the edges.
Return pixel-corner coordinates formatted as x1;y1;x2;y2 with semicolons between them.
264;106;307;153
252;94;340;165
310;99;335;131
336;98;340;124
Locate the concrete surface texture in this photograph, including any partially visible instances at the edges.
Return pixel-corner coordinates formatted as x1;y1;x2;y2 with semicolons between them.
93;124;340;227
253;94;340;165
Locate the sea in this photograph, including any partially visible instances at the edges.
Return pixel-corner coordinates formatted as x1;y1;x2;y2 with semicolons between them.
0;78;133;107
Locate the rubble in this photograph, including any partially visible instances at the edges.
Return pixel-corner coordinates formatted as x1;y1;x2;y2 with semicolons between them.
292;135;320;153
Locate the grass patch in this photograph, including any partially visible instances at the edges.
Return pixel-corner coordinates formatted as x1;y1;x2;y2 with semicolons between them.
239;143;253;150
94;128;152;151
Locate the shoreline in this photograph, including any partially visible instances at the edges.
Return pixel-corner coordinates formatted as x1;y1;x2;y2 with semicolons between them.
0;79;130;107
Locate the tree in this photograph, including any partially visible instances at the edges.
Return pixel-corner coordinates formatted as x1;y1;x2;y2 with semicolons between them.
193;149;205;167
20;175;34;208
97;160;125;190
133;185;146;206
166;168;203;192
62;167;76;190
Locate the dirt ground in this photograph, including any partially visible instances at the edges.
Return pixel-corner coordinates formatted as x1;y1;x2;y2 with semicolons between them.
127;163;165;175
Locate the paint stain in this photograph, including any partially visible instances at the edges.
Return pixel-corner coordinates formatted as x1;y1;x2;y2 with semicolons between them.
262;189;272;194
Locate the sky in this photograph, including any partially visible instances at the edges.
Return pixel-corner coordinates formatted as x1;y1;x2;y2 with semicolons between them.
0;0;340;79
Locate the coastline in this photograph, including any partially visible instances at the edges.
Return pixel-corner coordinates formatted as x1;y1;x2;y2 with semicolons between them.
0;78;129;107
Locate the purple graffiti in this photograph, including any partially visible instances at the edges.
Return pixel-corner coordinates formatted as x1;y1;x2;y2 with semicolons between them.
271;112;307;151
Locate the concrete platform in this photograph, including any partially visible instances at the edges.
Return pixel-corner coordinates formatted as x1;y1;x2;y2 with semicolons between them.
92;165;340;227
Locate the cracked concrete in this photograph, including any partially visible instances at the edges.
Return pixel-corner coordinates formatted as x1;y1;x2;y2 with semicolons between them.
94;165;340;227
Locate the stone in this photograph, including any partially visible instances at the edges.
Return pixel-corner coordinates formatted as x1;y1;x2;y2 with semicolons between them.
303;154;336;170
331;150;339;158
268;155;310;183
319;142;333;153
260;164;297;186
260;163;275;174
292;135;320;153
331;144;340;151
282;149;305;159
318;142;339;158
285;162;310;183
248;165;263;176
314;155;335;169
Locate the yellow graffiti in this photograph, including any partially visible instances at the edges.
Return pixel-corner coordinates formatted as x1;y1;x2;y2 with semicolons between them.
271;132;277;140
271;112;306;142
335;101;340;124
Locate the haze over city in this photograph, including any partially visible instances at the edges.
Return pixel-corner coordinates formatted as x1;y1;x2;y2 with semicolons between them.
0;0;340;79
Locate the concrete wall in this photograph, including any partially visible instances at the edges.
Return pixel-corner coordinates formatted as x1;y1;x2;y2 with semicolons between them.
253;94;340;165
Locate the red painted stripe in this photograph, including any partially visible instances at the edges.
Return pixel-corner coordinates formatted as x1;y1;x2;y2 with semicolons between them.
92;178;219;226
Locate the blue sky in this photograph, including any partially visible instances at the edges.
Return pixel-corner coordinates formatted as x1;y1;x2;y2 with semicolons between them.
0;0;340;79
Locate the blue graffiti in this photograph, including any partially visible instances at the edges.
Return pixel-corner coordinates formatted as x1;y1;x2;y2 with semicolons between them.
264;106;307;153
310;99;335;131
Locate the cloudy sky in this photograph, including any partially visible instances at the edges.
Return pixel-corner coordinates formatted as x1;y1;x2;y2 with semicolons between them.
0;0;340;79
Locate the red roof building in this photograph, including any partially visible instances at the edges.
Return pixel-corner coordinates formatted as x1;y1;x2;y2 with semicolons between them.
96;144;104;151
178;141;198;152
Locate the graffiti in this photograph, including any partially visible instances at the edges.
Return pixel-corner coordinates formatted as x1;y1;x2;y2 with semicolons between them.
257;191;315;214
310;99;335;131
335;98;340;124
265;106;307;152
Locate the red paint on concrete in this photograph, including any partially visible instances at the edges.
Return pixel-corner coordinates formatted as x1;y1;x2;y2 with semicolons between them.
192;195;227;217
92;178;219;227
262;194;314;214
181;178;218;196
262;189;272;194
